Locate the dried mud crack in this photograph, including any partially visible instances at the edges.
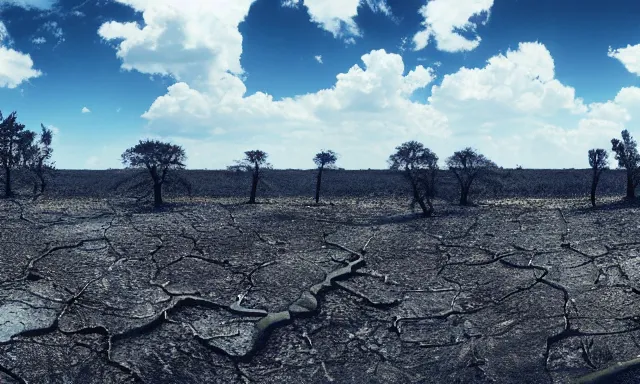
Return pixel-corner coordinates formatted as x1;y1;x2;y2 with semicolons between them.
3;196;640;383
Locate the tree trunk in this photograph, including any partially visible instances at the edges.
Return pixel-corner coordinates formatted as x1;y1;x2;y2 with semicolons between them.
590;173;598;207
408;170;432;217
417;198;432;217
249;174;258;204
627;172;636;199
460;185;469;206
153;182;163;207
315;167;323;204
38;172;46;193
4;166;12;198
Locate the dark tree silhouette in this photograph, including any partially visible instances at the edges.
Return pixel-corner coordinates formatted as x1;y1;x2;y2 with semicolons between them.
446;147;497;206
313;150;338;204
588;149;608;207
389;141;439;217
611;130;640;199
22;124;55;194
0;111;32;198
230;150;271;204
121;139;186;207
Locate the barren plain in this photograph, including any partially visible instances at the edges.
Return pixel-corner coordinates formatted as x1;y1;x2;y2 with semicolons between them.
2;170;640;383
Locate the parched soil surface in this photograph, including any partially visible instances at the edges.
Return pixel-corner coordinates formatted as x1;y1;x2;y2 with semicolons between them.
2;195;640;383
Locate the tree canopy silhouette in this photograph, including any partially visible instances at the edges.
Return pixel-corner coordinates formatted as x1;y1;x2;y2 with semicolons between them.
0;111;34;198
446;147;497;206
21;124;55;195
389;141;439;217
611;129;640;199
230;150;271;204
121;139;186;207
313;150;338;204
588;148;608;207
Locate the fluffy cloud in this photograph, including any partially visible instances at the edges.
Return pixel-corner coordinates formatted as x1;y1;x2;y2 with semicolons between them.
98;0;257;84
81;107;91;113
314;55;323;64
430;42;586;116
413;0;494;52
0;21;42;88
608;44;640;76
282;0;391;40
32;36;46;44
98;0;393;88
134;49;445;169
425;42;618;168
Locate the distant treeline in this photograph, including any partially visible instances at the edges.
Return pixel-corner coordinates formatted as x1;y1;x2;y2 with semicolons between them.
22;168;628;201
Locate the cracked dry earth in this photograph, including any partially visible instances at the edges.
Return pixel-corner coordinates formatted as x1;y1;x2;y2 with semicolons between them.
2;196;640;383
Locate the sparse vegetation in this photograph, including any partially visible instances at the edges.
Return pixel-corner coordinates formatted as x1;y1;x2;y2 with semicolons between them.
389;141;439;217
313;150;338;204
588;148;608;207
611;129;640;199
120;139;186;207
0;111;52;198
22;124;55;195
446;147;497;206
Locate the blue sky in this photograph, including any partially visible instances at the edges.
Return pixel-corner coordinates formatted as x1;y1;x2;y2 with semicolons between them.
1;0;640;170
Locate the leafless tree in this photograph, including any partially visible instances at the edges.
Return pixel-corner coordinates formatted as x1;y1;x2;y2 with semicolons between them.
230;150;271;204
446;147;497;206
588;149;608;207
313;150;338;204
611;129;640;199
121;139;186;207
389;141;439;217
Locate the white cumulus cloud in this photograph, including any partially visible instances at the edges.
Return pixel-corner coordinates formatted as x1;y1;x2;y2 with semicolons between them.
0;21;42;88
282;0;392;40
608;44;640;76
413;0;494;52
81;107;91;113
98;0;257;84
314;55;323;64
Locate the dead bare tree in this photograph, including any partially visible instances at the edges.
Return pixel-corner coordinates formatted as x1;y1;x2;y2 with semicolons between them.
230;150;271;204
121;139;186;207
446;147;497;206
588;149;608;207
313;150;338;204
611;129;640;199
389;141;439;217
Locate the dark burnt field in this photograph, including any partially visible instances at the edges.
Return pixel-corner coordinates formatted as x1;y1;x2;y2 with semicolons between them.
2;170;640;383
37;168;631;201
